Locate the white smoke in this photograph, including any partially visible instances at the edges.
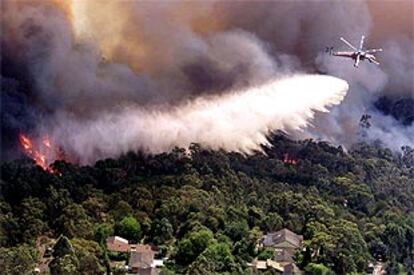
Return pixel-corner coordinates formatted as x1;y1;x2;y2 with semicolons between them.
2;0;412;163
305;38;414;150
49;75;348;163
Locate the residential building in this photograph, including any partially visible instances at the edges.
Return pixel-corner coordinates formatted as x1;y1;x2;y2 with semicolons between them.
262;228;303;249
128;245;156;274
106;236;129;253
262;228;303;264
251;228;304;274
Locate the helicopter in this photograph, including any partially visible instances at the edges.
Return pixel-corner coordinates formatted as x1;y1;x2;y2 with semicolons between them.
326;35;383;68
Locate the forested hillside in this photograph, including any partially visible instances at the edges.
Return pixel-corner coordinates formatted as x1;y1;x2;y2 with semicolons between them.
1;135;413;274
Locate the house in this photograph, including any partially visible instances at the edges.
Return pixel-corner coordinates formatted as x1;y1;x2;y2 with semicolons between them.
283;263;301;274
128;245;163;275
106;236;129;253
262;228;303;250
250;259;301;274
262;228;303;263
129;244;153;252
266;259;285;273
256;260;267;270
251;228;304;274
249;259;285;274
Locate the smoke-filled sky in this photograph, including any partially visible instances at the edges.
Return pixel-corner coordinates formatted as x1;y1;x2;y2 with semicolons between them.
1;0;413;163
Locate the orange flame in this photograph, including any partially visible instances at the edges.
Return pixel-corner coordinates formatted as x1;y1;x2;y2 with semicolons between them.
283;153;298;165
42;136;52;148
18;134;64;174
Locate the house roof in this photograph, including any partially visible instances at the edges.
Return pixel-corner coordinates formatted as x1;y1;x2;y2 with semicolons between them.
151;259;164;268
283;262;301;274
256;260;267;270
251;259;284;271
266;259;284;272
262;228;303;248
129;244;154;253
106;236;128;244
275;248;295;262
128;250;155;268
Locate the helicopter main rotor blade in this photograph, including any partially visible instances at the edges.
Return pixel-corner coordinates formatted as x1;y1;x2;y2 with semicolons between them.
359;35;365;51
366;48;383;53
340;37;357;51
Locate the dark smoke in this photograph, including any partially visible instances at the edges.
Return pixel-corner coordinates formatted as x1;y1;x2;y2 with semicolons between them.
1;0;413;162
375;97;414;126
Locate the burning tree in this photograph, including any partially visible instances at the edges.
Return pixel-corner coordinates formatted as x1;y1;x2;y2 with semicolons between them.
18;133;67;173
283;153;299;165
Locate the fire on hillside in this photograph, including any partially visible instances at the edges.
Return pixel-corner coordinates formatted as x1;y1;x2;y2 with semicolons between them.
18;133;67;174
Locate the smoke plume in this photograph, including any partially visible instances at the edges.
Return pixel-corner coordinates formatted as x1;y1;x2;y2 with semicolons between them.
1;0;413;163
48;75;348;163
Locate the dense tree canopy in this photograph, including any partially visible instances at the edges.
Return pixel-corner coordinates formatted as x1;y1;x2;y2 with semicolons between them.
114;216;142;243
1;135;413;274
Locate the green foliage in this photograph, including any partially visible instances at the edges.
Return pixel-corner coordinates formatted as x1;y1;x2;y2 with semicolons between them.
72;238;106;275
176;229;214;265
258;248;274;260
111;266;127;275
187;242;240;274
18;197;48;242
114;216;141;242
304;263;334;275
303;219;371;273
53;236;76;258
50;236;79;275
151;218;174;245
49;236;106;274
1;136;413;273
56;204;94;239
94;223;113;245
107;251;129;261
233;227;261;262
0;244;38;275
49;254;79;275
260;212;283;232
224;220;249;242
110;201;133;221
